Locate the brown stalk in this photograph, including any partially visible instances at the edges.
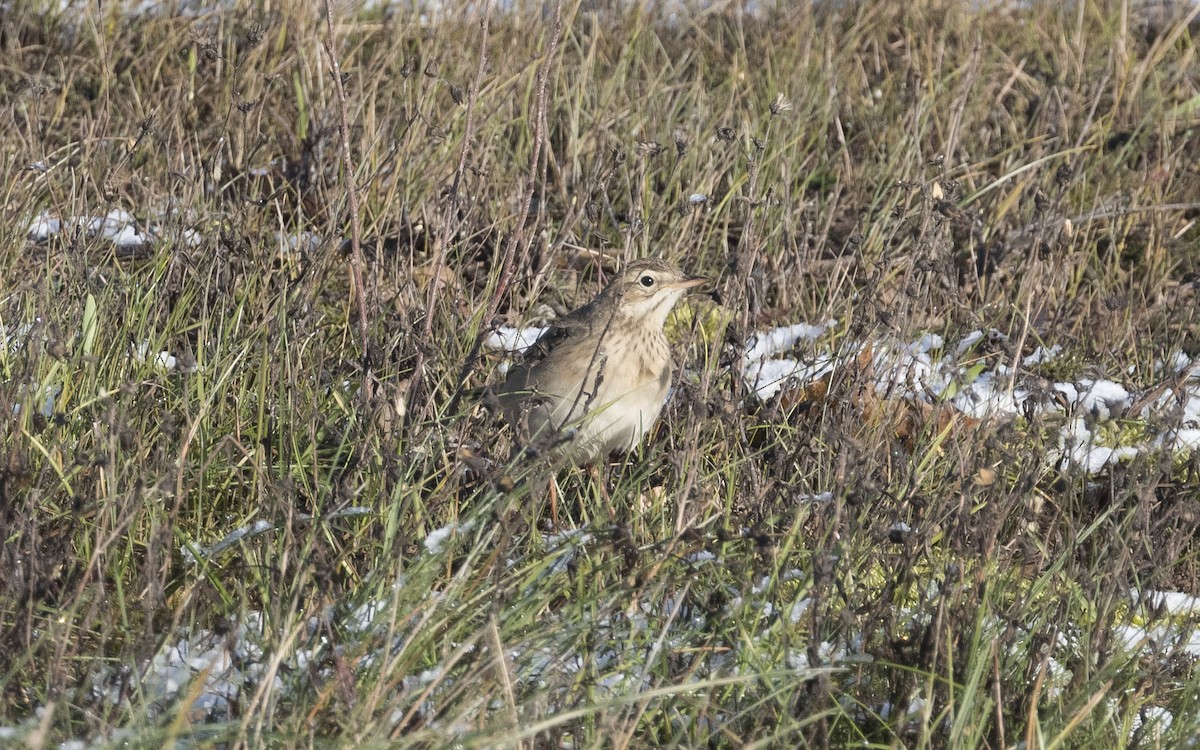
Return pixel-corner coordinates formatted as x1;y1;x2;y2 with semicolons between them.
407;4;494;426
445;0;567;417
322;1;372;403
723;126;769;404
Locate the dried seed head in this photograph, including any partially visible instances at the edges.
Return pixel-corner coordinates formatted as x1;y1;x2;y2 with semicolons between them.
1055;163;1072;189
637;140;664;158
716;126;735;142
199;37;219;60
450;83;466;105
933;199;959;219
246;22;266;47
769;93;792;116
1034;187;1050;214
672;128;689;156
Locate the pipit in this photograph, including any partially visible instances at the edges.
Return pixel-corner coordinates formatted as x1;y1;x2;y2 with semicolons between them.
499;258;705;465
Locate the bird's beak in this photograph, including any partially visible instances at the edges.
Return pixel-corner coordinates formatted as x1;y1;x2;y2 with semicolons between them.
671;275;708;292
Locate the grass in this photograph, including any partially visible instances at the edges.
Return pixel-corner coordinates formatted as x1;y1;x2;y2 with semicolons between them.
2;0;1200;747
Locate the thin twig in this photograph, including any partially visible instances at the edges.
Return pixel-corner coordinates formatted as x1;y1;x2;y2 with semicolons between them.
446;0;566;417
723;123;771;403
486;614;522;749
322;1;371;403
408;4;494;426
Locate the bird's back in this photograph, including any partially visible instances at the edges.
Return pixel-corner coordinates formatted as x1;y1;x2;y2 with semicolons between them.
499;303;670;460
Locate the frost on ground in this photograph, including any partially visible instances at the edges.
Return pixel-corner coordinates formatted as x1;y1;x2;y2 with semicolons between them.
181;508;374;565
25;209;207;250
28;210;149;249
21;522;849;745
484;325;548;354
422;520;475;554
0;543;776;743
6;500;1199;747
24;208;286;252
490;318;1200;475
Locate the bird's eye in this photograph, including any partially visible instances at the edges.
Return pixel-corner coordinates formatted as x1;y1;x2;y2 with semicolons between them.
639;275;655;287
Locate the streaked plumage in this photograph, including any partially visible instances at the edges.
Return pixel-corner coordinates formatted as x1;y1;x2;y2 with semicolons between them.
499;259;704;463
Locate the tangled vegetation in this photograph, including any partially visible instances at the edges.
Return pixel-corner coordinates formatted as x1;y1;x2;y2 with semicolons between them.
1;0;1199;747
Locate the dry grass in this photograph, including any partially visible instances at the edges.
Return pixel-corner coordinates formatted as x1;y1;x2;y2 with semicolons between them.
2;0;1199;746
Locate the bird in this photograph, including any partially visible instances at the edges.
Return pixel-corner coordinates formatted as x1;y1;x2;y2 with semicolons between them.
498;258;706;467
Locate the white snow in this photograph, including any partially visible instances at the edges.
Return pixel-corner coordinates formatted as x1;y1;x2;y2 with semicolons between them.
744;320;836;361
1076;379;1132;418
277;231;322;254
24;209;207;250
1023;344;1062;365
27;209;150;248
486;314;1200;474
484;325;549;354
1173;429;1200;449
424;521;474;554
1132;589;1200;615
133;341;178;372
798;491;833;503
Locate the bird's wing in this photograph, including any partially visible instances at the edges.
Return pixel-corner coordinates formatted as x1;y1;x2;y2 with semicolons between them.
503;301;613;396
514;298;606;367
517;321;576;369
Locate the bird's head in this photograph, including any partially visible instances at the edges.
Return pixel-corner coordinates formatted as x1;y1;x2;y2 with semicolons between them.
609;259;706;329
